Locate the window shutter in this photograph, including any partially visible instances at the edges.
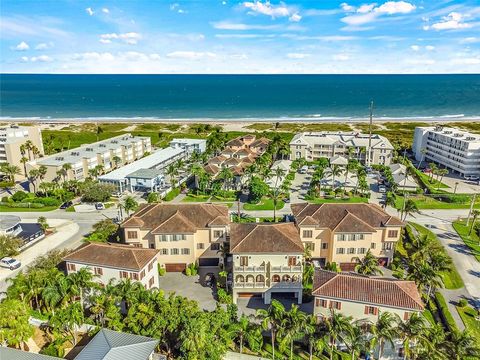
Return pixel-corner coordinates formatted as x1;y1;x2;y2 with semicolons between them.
315;298;320;307
404;312;409;320
338;302;342;310
374;307;378;316
364;306;369;315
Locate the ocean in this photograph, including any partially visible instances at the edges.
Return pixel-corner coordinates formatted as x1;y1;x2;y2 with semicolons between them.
1;74;480;121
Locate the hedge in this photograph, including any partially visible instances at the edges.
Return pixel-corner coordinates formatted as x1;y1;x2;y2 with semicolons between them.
0;202;45;208
434;292;458;332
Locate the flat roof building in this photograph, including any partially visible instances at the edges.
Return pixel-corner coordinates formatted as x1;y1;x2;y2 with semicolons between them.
290;132;394;165
27;134;151;185
170;138;206;154
0;125;44;180
412;126;480;176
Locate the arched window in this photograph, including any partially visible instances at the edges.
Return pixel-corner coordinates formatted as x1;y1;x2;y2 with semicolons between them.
282;274;291;282
256;274;265;283
246;275;254;283
272;274;280;283
292;275;298;282
235;275;244;283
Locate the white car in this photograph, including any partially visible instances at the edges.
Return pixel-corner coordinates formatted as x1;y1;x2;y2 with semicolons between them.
0;257;21;270
378;185;387;193
464;175;479;181
298;165;309;174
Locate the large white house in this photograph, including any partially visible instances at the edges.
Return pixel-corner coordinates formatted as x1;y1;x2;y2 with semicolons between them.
230;222;304;305
412;126;480;177
64;242;160;289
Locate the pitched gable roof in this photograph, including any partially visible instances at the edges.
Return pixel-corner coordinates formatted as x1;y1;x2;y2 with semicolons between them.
292;203;404;231
63;243;158;271
75;329;158;360
312;270;423;311
230;223;303;254
121;203;229;233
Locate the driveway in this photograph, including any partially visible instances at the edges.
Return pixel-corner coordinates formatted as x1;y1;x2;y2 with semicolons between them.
440;174;480;194
158;273;217;311
289;170;312;204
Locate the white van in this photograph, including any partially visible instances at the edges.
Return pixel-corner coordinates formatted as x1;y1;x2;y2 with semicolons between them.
298;165;309;174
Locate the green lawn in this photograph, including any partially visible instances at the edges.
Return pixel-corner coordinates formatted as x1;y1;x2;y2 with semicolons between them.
243;198;285;211
163;188;180;202
0;205;58;212
452;220;480;262
415;170;449;189
395;195;479;210
65;206;76;212
409;223;464;289
182;194;210;202
456;306;480;343
308;196;369;204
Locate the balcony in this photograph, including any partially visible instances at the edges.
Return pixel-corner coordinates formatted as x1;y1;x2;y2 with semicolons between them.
234;282;267;289
270;265;302;273
234;265;265;272
270;281;302;289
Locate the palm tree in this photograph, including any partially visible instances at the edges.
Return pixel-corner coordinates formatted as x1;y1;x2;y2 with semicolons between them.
61;163;72;183
343;148;356;191
218;167;234;190
417;148;427;169
428;163;438;182
398;311;428;360
322;309;353;360
190;164;205;194
256;299;286;360
402;199;419;221
20;157;29;177
28;168;40;193
166;164;179;188
112;155;122;169
468;209;479;236
303;314;326;360
326;164;344;191
68;267;96;309
447;330;480;360
407;260;443;298
369;312;399;360
123;196;138;216
436;168;449;190
0;163;21;182
344;322;367;360
278;304;306;359
24;140;33;160
231;315;250;353
354;249;383;275
311;167;325;197
271;166;286;222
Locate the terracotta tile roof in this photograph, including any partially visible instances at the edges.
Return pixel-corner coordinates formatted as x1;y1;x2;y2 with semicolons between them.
121;203;229;233
224;157;242;166
64;242;158;271
226;138;246;147
204;164;219;175
250;137;271;148
208;155;227;165
230;223;304;253
292;203;404;231
312;270;424;311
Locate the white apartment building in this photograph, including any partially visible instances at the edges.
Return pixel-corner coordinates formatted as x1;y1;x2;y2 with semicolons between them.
412;126;480;177
27;134;151;184
290;132;394;165
64;242;160;289
230;222;304;305
170;138;206;155
0;124;44;179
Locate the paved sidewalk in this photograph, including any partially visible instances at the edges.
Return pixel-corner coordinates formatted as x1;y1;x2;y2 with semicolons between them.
170;193;186;203
439;288;468;331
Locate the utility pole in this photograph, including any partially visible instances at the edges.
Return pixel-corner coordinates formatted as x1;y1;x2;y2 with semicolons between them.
466;193;477;227
367;101;374;166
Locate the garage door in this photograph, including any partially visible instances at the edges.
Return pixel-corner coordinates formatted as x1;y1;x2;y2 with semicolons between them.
238;293;261;298
199;258;219;267
165;263;187;272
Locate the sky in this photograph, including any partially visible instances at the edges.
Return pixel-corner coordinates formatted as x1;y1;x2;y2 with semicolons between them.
1;0;480;74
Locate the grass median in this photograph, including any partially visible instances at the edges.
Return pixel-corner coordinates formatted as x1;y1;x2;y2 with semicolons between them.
452;220;480;262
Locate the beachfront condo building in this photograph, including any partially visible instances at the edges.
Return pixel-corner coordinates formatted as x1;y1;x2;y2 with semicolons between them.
412;126;480;177
26;133;151;185
289;132;394;165
230;222;304;305
0;124;44;180
120;203;230;272
291;203;404;270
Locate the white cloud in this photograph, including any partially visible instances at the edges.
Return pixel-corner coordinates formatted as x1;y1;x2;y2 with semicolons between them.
242;1;298;21
375;1;415;15
406;59;435;65
85;7;94;16
20;56;29;62
35;42;54;50
289;13;302;22
410;45;420;51
333;54;350;61
100;32;142;45
287;53;310;59
30;55;53;62
215;33;275;39
73;52;115;61
451;57;480;65
1;16;70;39
460;37;479;44
102;8;109;14
211;21;278;30
149;54;161;60
166;51;216;60
170;3;186;13
357;4;376;14
341;3;355;12
425;45;435;51
423;12;472;31
341;1;415;27
230;53;248;60
14;41;29;51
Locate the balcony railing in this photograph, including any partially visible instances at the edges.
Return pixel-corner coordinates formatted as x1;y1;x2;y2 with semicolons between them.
234;281;301;289
234;266;266;272
270;265;302;273
234;282;267;289
270;281;303;288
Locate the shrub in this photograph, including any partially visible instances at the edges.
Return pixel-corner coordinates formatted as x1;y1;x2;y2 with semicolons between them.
435;292;458;332
157;264;166;276
185;267;191;276
458;298;468;308
11;191;28;202
31;197;61;206
81;182;114;203
217;288;232;304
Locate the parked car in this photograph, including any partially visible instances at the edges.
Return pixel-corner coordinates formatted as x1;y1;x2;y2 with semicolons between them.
0;257;21;270
95;202;105;210
298;165;308;174
378;185;387;193
464;175;480;181
60;201;73;209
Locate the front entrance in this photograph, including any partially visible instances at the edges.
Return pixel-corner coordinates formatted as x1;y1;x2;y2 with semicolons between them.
238;293;261;299
165;263;187;272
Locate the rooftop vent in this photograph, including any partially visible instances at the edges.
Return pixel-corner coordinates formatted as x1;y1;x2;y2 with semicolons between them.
453;133;464;138
111;140;118;144
86;148;93;151
466;137;476;141
70;152;80;156
54;157;64;161
444;131;452;134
